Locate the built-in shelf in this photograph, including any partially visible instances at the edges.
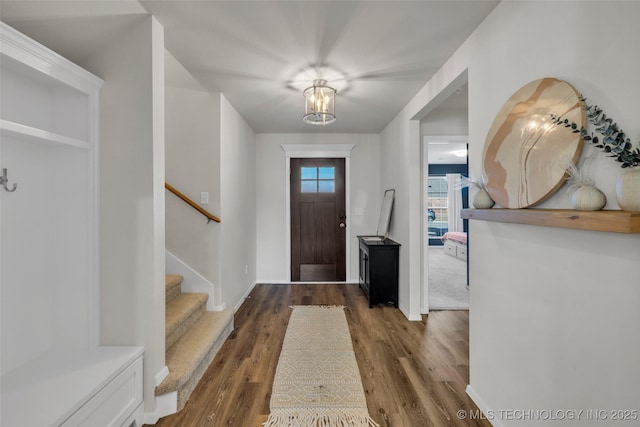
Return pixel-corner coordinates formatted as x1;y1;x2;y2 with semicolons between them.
1;21;142;427
461;208;640;234
0;119;90;149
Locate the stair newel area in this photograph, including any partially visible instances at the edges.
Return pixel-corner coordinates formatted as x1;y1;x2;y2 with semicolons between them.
156;274;234;413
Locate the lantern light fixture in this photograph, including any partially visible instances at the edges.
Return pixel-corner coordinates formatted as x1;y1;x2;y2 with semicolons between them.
303;79;336;125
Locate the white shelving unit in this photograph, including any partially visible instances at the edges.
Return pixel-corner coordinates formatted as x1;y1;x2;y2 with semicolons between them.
1;22;143;427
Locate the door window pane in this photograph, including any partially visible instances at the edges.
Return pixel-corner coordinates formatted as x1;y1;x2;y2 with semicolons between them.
302;181;317;193
318;180;335;193
318;167;335;179
301;167;317;179
301;166;335;193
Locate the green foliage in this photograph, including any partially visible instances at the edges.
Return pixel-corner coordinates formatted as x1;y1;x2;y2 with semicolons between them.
550;97;640;168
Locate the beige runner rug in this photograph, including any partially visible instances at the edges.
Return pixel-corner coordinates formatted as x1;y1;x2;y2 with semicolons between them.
264;305;378;427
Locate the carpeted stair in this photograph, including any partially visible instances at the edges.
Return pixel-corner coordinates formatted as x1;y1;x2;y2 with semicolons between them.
156;274;234;411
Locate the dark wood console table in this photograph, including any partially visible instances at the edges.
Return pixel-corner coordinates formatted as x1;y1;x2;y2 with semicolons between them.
357;236;400;308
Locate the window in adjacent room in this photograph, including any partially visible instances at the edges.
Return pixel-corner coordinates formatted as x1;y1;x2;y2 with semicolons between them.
427;176;448;244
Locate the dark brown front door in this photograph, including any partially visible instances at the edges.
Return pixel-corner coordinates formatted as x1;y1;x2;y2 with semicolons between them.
291;158;346;281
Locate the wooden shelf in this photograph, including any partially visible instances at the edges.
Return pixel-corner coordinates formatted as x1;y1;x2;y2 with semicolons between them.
461;208;640;234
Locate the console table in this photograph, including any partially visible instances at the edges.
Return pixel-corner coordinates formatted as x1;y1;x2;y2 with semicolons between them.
358;236;400;308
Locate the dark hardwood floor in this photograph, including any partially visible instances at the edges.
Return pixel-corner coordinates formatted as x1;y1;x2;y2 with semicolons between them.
153;284;490;426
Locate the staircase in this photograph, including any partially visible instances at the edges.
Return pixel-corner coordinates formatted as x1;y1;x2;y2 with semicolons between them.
156;274;234;411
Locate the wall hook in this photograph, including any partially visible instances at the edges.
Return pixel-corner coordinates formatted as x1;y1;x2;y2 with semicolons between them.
1;168;17;192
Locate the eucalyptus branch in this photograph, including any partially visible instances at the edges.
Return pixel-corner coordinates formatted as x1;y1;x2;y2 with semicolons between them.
550;97;640;168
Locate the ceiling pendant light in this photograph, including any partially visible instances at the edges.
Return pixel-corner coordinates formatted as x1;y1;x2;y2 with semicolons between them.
303;79;336;125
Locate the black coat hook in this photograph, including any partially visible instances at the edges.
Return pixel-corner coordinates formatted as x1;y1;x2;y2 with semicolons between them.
1;168;17;192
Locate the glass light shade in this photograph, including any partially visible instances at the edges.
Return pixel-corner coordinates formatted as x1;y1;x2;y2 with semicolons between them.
303;79;336;125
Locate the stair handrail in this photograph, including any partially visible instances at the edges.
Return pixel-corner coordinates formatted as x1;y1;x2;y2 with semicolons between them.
165;182;221;224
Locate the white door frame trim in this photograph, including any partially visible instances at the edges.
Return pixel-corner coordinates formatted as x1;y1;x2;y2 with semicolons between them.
281;144;355;282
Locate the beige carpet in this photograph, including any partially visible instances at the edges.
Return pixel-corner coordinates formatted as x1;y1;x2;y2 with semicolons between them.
429;247;469;310
264;306;378;427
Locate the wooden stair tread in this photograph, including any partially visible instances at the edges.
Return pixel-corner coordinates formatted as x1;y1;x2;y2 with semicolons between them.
156;309;234;396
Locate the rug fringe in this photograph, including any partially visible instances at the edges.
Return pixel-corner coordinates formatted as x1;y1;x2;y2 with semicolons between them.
263;410;379;427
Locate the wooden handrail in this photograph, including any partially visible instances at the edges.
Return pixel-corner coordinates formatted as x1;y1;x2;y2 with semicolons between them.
165;182;221;223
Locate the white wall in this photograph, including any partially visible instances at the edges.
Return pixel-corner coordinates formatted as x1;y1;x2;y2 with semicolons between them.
165;57;258;313
165;51;222;305
83;16;166;414
380;54;469;320
220;95;257;310
421;114;468;136
255;133;381;283
1;131;93;373
387;1;640;425
467;2;640;425
380;115;418;318
420;92;468;136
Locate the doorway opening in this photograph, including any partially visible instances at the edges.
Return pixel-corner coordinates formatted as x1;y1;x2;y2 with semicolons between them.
420;81;470;312
424;146;469;309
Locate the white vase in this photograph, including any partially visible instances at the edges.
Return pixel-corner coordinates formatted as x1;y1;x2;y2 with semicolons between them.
615;167;640;211
473;188;495;209
570;185;606;211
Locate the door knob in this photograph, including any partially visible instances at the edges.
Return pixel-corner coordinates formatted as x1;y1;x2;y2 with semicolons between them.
339;222;346;228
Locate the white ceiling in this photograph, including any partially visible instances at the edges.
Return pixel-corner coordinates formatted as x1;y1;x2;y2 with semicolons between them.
428;141;468;164
0;0;498;134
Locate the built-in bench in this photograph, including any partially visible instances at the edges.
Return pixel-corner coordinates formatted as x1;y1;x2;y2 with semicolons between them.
1;346;143;427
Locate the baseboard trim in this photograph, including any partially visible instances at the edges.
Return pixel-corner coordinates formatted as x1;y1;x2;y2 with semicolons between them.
466;384;502;427
430;306;469;311
399;305;423;321
155;366;169;387
211;302;227;311
143;391;177;425
234;281;258;313
255;280;359;285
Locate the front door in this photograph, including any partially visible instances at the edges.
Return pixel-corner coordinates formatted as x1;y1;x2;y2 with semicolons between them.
291;158;346;281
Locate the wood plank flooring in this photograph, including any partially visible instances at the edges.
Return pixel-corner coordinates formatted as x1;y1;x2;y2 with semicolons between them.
152;284;490;427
